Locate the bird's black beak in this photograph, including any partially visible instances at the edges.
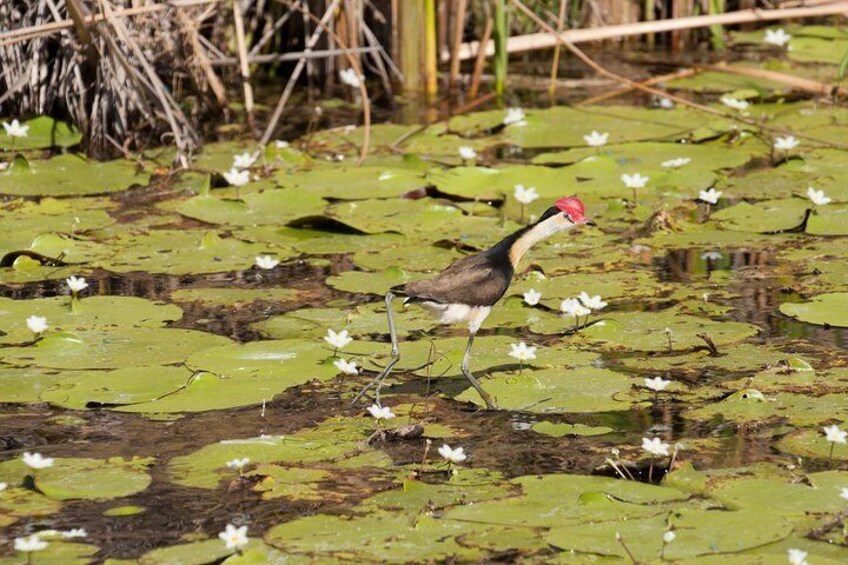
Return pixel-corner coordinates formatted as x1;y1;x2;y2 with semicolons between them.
584;219;597;227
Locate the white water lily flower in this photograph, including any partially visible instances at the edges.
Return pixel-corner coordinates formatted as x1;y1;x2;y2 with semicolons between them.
787;548;808;565
578;291;607;311
233;152;258;169
663;530;676;544
333;358;359;375
641;437;670;457
14;535;47;553
324;329;353;350
841;487;848;501
807;187;832;207
765;28;792;47
3;119;29;138
0;482;7;492
583;130;608;147
61;529;87;539
22;452;54;469
218;524;249;551
26;315;48;335
560;298;590;318
720;95;749;110
438;444;467;464
503;107;527;126
514;184;539;205
226;458;250;470
658;97;675;109
644;377;671;392
458;146;477;161
774;136;799;151
339;68;363;88
66;275;88;293
254;255;280;270
621;173;649;188
698;188;722;205
661;157;691;168
223;168;250;187
701;251;723;261
508;341;537;362
824;424;847;444
523;289;542;306
274;140;290;149
366;404;396;420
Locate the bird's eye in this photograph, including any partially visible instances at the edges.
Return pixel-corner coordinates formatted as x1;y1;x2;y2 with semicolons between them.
563;213;572;221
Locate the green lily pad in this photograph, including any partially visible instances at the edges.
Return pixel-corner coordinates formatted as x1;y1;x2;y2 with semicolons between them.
0;328;231;370
574;311;759;352
0;456;152;500
0;154;149;196
712;198;809;233
0;117;82;150
276;165;427;199
137;538;234;565
780;292;848;327
531;421;614;437
171;190;326;227
170;287;306;306
455;367;635;413
685;391;848;426
326;267;423;295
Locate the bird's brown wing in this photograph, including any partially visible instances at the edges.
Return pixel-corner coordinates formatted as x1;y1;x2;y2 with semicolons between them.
404;253;512;307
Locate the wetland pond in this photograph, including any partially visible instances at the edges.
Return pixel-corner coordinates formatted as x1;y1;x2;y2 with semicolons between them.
1;24;848;565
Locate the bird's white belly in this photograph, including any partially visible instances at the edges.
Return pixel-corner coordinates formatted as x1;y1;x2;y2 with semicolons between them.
420;302;491;333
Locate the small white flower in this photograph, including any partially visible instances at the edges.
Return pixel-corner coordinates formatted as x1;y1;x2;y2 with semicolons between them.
339;68;363;88
22;452;54;469
275;140;290;149
621;173;649;189
720;95;749;110
14;535;47;553
661;157;691;168
366;404;396;420
658;98;675;109
663;530;676;544
254;255;280;270
218;523;249;551
3;119;29;138
787;548;808;565
61;529;87;539
523;289;541;306
644;377;671;392
0;482;7;492
233;152;258;169
823;424;847;444
583;130;609;147
226;458;250;470
807;187;832;207
333;358;359;375
701;251;723;261
698;188;722;205
765;28;792;47
513;184;539;205
508;341;537;362
560;298;590;318
223;168;250;187
503;107;527;127
774;136;799;151
26;315;48;335
641;437;670;457
324;329;353;350
840;487;848;501
438;444;467;464
578;291;607;311
66;275;88;293
458;146;477;161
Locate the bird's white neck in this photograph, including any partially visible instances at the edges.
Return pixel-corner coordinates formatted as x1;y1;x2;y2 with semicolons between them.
508;214;572;267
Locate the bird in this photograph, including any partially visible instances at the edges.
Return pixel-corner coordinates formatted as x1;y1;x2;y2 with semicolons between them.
352;197;595;410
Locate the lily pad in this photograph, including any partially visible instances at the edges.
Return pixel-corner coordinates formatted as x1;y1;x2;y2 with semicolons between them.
780;293;848;327
0;117;82;150
276;165;427;199
171;190;326;227
0;153;149;196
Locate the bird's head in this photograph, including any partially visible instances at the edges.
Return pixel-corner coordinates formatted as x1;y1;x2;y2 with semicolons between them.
535;197;596;230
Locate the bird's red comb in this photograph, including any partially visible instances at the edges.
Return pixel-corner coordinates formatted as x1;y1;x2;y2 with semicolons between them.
555;197;586;221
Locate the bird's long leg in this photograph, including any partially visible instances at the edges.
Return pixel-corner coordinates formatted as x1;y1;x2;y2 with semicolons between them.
461;332;498;410
350;291;400;406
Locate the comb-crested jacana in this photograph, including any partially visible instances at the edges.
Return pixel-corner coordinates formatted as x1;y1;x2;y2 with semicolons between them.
353;197;595;410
